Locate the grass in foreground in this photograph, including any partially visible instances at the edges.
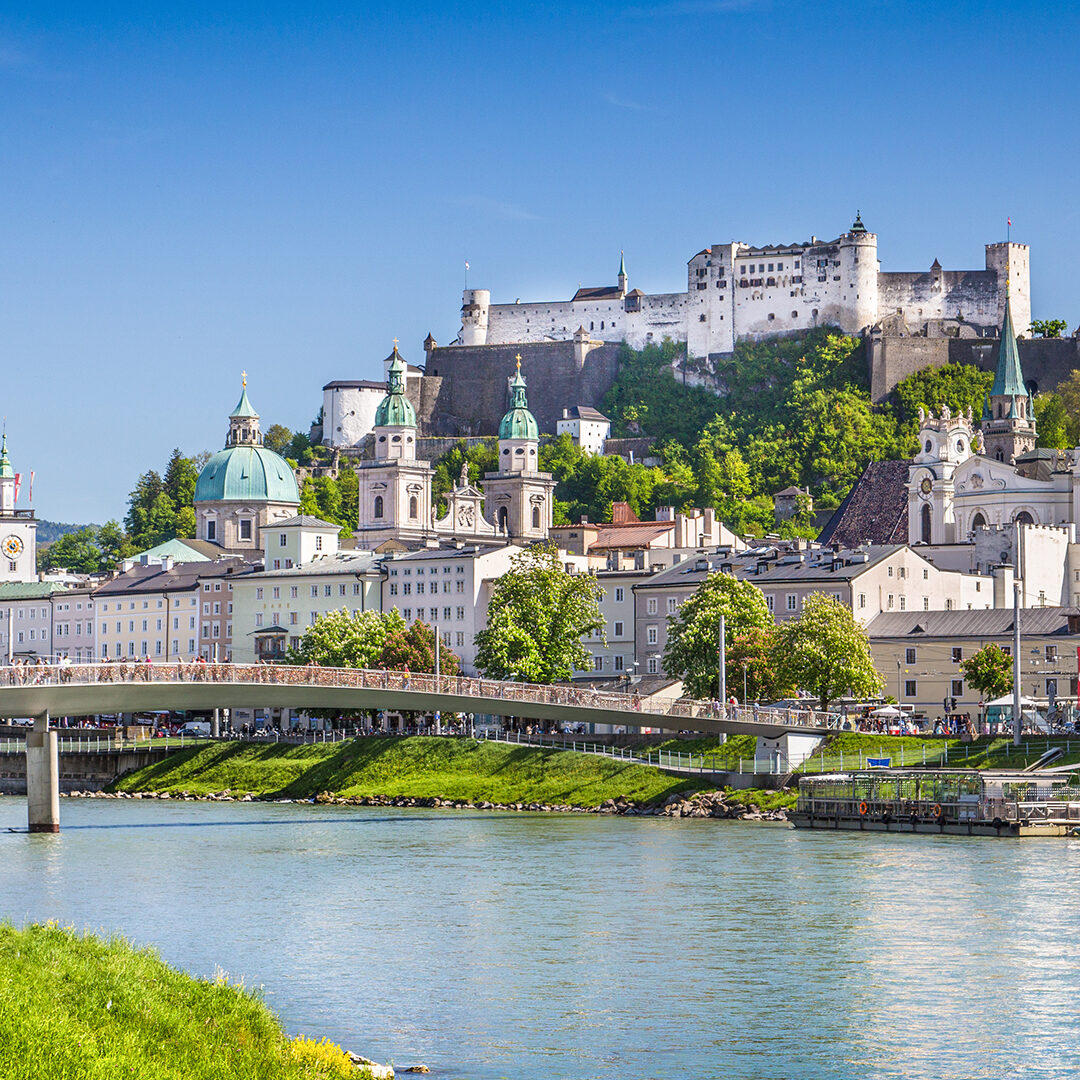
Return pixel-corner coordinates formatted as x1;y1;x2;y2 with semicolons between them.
110;737;701;806
0;923;368;1080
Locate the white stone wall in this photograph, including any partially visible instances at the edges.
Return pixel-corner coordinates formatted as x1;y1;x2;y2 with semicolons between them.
323;385;385;448
460;232;1028;359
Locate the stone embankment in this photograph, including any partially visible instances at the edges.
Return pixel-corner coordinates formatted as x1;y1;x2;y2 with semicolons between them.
66;788;788;820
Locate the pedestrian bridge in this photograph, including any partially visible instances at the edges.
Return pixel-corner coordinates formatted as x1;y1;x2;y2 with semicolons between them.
9;663;833;832
0;662;831;739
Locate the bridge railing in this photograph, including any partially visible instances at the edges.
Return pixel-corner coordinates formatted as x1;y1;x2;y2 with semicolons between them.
0;662;835;730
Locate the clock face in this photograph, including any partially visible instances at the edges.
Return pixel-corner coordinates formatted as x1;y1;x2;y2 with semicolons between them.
2;535;23;559
920;478;933;494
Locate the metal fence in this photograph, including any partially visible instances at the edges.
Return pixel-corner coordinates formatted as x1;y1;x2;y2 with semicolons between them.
0;661;834;730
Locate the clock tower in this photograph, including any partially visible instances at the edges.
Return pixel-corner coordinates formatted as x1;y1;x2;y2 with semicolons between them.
0;435;36;582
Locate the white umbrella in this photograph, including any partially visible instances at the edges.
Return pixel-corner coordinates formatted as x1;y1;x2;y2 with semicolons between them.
870;705;902;717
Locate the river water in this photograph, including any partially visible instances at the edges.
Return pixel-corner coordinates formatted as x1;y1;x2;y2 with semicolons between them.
2;797;1078;1080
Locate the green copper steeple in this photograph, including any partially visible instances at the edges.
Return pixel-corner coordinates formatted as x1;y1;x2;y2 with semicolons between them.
374;344;417;428
230;373;259;419
498;357;539;440
989;292;1027;400
0;434;13;480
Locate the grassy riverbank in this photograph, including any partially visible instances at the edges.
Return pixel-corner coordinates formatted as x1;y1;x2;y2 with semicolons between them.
0;923;371;1079
110;737;702;806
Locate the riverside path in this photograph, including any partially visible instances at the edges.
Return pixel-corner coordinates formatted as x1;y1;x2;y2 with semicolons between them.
3;662;833;832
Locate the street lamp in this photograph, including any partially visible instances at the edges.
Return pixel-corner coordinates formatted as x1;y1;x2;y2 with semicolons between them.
741;659;749;704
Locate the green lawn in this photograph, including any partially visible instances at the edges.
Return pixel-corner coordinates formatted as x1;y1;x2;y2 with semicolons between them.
111;737;702;807
0;923;369;1080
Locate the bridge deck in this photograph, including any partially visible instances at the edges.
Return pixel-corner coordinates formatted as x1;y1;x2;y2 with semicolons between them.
0;663;832;737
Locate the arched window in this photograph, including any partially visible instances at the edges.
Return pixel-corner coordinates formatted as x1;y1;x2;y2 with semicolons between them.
409;496;418;520
971;512;986;529
1015;510;1034;526
498;506;509;533
921;503;932;544
374;496;384;520
995;449;1004;462
532;505;541;530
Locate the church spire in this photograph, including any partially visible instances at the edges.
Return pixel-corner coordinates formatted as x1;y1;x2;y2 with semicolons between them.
989;289;1027;399
617;250;627;296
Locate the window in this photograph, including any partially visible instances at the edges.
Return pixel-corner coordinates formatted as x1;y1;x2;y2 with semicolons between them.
647;598;657;615
887;594;894;609
614;655;624;671
1046;646;1058;662
256;588;263;600
614;621;624;637
786;594;797;611
279;534;287;547
239;519;252;541
888;566;893;577
923;597;929;610
456;581;464;593
647;657;658;674
951;679;964;697
255;614;263;627
373;495;384;519
667;598;678;613
904;680;917;698
290;587;298;599
615;587;624;603
923;568;929;580
899;596;906;610
339;584;346;596
289;612;298;625
389;583;398;596
315;536;323;551
951;647;962;663
456;607;465;620
905;648;917;664
765;595;774;612
310;585;318;598
858;593;866;609
898;567;906;579
455;632;464;647
206;520;216;541
647;625;658;645
409;496;418;520
323;585;331;597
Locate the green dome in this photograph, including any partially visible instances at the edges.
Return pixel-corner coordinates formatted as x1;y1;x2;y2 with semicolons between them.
498;362;539;440
375;346;416;428
194;445;300;504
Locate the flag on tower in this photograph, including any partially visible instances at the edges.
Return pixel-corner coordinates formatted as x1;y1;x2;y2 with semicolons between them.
1007;217;1012;227
464;261;469;270
13;474;20;502
29;471;34;503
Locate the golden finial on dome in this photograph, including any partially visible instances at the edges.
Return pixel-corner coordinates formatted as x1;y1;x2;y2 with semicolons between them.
241;370;247;388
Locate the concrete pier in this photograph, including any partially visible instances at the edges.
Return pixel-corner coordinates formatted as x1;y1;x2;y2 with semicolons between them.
26;712;59;833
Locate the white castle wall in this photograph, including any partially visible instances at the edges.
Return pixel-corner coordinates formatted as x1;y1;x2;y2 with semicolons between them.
458;228;1029;360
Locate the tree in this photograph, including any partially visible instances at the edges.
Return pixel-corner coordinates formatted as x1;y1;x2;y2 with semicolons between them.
727;626;791;703
893;362;993;425
960;643;1013;701
263;424;293;455
1029;318;1068;339
380;616;460;675
662;573;775;699
1034;393;1071;449
287;609;390;669
37;520;135;574
771;593;883;711
474;543;603;683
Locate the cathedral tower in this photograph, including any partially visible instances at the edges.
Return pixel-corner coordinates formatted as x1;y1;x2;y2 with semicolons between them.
980;291;1036;465
355;345;434;547
482;358;556;539
0;435;36;582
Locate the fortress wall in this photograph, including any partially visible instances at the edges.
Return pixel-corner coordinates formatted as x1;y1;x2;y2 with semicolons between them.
878;270;999;328
869;335;1080;402
420;341;622;437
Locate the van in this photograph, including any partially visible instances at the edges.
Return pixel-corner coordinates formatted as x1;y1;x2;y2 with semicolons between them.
178;721;211;738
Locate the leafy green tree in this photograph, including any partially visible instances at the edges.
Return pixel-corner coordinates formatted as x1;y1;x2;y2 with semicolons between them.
960;643;1013;700
1052;370;1080;447
727;627;791;703
474;542;603;683
286;431;314;466
38;521;135;574
662;573;775;699
893;363;994;425
430;439;499;513
1029;318;1068;338
380;616;461;674
287;609;391;668
263;424;293;455
772;593;883;711
1035;393;1071;449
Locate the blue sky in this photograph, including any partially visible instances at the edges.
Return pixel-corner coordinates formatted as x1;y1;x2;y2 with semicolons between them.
2;1;1078;522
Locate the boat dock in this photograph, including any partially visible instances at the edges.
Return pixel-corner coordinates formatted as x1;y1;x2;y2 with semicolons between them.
790;769;1080;837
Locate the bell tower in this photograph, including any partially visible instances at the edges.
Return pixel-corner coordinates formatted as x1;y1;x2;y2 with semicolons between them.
981;290;1036;465
0;434;37;582
483;358;556;540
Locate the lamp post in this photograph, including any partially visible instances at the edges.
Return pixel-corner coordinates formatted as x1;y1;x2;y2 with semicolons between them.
741;659;749;704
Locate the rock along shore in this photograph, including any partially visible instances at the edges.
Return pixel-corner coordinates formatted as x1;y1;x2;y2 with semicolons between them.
65;788;788;821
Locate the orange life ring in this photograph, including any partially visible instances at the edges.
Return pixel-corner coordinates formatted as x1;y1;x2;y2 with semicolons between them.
932;803;943;818
858;801;868;816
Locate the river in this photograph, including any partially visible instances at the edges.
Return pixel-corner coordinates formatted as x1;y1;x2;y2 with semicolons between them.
2;796;1078;1079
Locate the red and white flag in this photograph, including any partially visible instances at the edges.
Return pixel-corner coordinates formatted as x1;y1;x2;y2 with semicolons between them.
1007;217;1012;227
29;471;34;503
13;473;20;502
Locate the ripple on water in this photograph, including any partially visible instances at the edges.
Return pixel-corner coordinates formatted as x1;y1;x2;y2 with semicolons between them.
1;798;1078;1080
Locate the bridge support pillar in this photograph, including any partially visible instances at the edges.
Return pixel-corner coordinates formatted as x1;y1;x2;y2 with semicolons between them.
26;712;60;834
211;708;220;739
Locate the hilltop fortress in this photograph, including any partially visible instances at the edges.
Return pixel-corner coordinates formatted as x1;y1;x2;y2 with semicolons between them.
456;215;1030;359
324;217;1080;447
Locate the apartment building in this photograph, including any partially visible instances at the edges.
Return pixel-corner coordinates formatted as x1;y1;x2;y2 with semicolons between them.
0;582;61;661
52;585;96;662
867;608;1080;714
